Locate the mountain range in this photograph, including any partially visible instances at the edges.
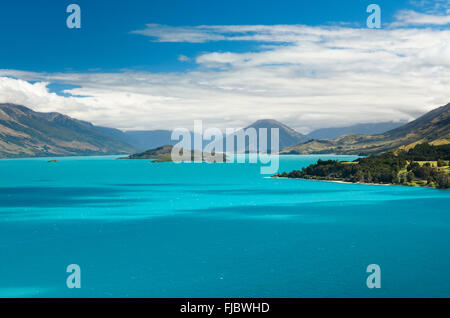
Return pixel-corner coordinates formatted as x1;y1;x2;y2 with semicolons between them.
0;104;309;158
99;118;308;153
221;119;308;153
0;103;138;158
97;120;406;151
281;102;450;155
0;102;448;158
306;121;406;140
94;127;176;150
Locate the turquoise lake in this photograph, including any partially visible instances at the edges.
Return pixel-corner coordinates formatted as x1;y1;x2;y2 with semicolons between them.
0;155;449;297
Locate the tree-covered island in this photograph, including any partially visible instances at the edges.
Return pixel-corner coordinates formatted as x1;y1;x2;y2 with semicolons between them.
120;145;228;163
273;143;450;189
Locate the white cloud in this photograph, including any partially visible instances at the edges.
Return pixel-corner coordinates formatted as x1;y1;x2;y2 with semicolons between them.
1;21;450;133
178;55;191;62
131;24;226;43
131;23;335;44
392;10;450;27
409;0;450;14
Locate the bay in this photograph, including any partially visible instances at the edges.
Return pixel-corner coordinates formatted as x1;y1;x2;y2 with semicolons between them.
0;155;448;297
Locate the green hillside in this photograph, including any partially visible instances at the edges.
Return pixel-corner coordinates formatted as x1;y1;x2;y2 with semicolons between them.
281;103;450;155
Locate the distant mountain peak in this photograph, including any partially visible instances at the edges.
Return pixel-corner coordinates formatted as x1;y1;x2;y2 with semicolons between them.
249;118;285;125
239;118;308;151
247;119;298;131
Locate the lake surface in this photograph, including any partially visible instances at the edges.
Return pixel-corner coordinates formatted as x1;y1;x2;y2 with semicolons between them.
0;155;449;297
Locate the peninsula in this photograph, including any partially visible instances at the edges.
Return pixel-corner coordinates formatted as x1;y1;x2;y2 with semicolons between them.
273;143;450;189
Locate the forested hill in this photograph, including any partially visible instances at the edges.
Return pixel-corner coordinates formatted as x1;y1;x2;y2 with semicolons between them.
274;143;450;189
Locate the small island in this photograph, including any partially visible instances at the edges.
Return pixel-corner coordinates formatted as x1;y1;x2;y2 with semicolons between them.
120;145;228;163
273;143;450;189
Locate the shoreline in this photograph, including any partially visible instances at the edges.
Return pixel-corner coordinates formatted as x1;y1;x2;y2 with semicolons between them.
268;176;441;189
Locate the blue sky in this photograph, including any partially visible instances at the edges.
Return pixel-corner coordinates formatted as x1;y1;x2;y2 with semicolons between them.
0;0;449;131
0;0;423;72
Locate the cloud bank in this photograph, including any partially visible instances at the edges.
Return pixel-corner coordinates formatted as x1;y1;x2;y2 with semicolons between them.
1;11;449;132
